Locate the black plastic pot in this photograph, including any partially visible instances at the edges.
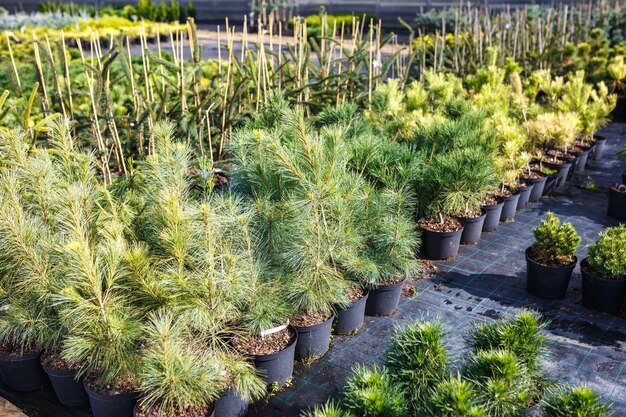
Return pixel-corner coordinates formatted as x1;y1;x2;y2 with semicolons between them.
581;259;626;314
334;291;369;335
590;135;607;161
293;316;334;361
43;366;88;407
608;188;626;220
543;160;571;189
251;326;297;387
458;210;486;245
0;351;46;392
500;192;521;222
214;388;248;417
516;184;534;211
525;247;576;299
524;175;547;202
420;226;463;260
542;173;559;196
612;95;626;122
84;382;140;417
622;172;626;185
572;148;591;175
482;198;504;232
365;280;404;317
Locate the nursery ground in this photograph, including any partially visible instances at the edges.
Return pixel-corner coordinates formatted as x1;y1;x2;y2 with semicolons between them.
0;125;625;417
247;123;626;417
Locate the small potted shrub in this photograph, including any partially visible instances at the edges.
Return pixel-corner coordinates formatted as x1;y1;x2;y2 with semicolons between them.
213;355;266;417
607;184;626;220
525;212;581;299
527;112;580;189
543;385;613;417
581;225;626;314
354;187;419;317
418;148;496;259
134;311;224;417
520;159;549;203
341;365;408;417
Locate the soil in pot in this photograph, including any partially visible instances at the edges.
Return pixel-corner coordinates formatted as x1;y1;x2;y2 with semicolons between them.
84;377;140;417
525;247;577;299
498;189;521;222
521;171;547;202
581;259;626;314
233;327;296;388
135;402;214;417
457;209;486;245
41;351;88;407
590;135;607;161
365;277;405;317
419;217;463;260
291;312;334;361
608;185;626;220
0;345;46;392
334;286;368;335
482;196;504;232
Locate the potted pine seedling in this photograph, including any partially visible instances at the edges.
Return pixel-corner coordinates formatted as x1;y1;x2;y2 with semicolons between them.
581;225;626;314
527;112;580;189
525;213;581;299
230;105;359;361
233;285;297;388
213;354;266;417
543;385;613;417
557;71;615;171
135;311;224;417
347;186;418;318
607;55;626;123
520;153;552;202
418;148;496;258
0;121;96;398
56;208;144;417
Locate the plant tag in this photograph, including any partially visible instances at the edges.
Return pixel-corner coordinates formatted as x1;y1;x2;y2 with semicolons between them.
260;321;289;338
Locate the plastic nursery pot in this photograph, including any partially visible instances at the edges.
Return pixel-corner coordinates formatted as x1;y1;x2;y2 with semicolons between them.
590;135;607;161
581;259;626;314
293;315;334;361
334;291;369;335
84;382;140;417
612;95;626;122
542;160;571;189
43;365;89;408
482;198;504;233
607;187;626;220
458;210;486;245
214;388;248;417
500;192;521;222
525;247;577;299
525;175;547;202
420;226;464;260
0;351;46;392
622;171;626;185
365;280;404;317
542;173;559;196
516;183;534;211
572;148;592;175
251;326;297;388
